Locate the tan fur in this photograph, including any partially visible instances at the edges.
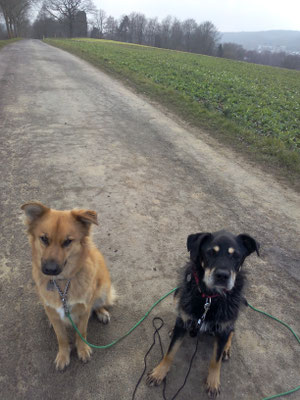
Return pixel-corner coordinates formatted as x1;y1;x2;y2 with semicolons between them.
222;331;234;361
21;201;116;370
206;341;222;397
147;337;184;385
206;333;233;397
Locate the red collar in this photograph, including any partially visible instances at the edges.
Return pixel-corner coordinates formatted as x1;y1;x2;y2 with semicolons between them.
192;268;227;298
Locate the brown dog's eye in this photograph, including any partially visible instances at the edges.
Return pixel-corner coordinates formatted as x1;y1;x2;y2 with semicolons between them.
62;238;72;248
40;235;49;246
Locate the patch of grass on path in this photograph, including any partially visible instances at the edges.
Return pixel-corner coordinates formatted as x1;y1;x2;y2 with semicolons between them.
45;38;300;181
0;38;21;51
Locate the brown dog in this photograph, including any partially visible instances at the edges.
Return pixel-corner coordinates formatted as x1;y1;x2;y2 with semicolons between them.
21;201;115;370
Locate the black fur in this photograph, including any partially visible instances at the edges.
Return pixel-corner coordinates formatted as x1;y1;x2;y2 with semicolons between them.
177;261;245;334
177;230;259;334
147;230;260;397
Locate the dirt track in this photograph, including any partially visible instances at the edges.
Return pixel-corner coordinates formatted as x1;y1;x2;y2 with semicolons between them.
0;39;299;400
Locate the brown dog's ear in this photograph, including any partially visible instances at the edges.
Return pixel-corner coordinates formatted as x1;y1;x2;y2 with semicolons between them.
237;234;260;256
187;232;212;262
21;202;50;223
71;209;98;227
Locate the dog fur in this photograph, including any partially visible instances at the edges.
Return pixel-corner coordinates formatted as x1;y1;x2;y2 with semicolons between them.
147;230;259;398
21;201;115;370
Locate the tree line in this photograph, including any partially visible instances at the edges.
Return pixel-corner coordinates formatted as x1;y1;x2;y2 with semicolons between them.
218;42;300;70
91;12;220;57
1;0;299;70
0;0;36;38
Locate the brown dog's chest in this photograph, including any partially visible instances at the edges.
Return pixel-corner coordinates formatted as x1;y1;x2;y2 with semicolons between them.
37;278;91;322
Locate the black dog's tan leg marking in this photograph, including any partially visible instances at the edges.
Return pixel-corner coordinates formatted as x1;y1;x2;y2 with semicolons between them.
45;306;70;370
206;331;232;398
222;331;234;361
147;317;186;386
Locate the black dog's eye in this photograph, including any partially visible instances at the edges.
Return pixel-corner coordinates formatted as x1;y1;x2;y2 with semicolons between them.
62;238;73;248
207;248;217;256
40;235;49;246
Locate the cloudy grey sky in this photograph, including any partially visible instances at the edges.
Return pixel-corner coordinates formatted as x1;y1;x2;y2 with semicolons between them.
93;0;300;32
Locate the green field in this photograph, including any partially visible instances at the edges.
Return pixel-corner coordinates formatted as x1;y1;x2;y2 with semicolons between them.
45;38;300;176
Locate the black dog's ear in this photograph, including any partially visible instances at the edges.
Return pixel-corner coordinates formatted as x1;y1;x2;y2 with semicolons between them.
237;234;260;256
187;232;212;262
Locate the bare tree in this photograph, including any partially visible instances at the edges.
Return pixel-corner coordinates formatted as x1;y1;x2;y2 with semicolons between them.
104;15;117;40
43;0;95;37
182;19;197;52
0;21;6;38
127;12;146;44
222;42;245;60
281;54;300;70
91;8;106;38
193;21;220;55
144;17;158;46
170;18;183;50
0;0;36;38
118;15;129;42
33;4;66;38
160;16;172;49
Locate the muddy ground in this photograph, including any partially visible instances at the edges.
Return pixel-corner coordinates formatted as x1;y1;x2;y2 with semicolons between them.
0;39;299;400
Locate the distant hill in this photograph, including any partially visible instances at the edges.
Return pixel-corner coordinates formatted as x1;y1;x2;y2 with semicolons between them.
220;30;300;53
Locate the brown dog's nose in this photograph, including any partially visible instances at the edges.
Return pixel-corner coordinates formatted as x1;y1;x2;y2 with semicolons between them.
42;260;61;276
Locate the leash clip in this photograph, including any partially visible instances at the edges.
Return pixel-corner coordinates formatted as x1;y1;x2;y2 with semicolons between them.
61;297;69;315
52;279;71;316
197;297;211;326
204;297;212;311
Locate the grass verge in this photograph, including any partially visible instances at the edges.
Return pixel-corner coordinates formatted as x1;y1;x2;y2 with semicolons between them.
0;38;22;51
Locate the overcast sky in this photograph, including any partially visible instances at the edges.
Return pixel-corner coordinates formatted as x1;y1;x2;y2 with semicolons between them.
93;0;300;32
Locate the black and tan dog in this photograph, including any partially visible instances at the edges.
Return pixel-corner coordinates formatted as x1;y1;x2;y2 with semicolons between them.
147;230;259;398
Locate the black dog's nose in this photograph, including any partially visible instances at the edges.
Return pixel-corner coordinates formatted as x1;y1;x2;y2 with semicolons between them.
42;260;61;276
215;269;230;281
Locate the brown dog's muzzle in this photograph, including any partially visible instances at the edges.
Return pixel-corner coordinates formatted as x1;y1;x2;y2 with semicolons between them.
42;259;62;276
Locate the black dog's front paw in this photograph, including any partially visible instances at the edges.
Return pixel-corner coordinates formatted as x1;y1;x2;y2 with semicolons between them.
146;362;169;386
206;374;221;398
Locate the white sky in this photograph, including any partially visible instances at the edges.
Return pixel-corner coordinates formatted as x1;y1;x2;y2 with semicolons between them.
93;0;300;32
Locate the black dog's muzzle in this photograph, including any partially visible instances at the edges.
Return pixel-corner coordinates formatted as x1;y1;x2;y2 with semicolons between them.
214;268;230;285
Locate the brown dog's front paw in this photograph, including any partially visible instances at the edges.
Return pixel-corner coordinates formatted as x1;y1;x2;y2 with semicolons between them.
77;343;92;363
55;349;70;370
95;308;110;324
206;375;221;398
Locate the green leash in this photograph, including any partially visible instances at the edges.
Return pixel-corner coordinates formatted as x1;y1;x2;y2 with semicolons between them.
247;303;300;400
66;288;300;400
67;287;177;349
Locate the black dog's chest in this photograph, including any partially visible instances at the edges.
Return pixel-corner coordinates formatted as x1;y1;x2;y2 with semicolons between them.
188;296;234;322
179;287;242;333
